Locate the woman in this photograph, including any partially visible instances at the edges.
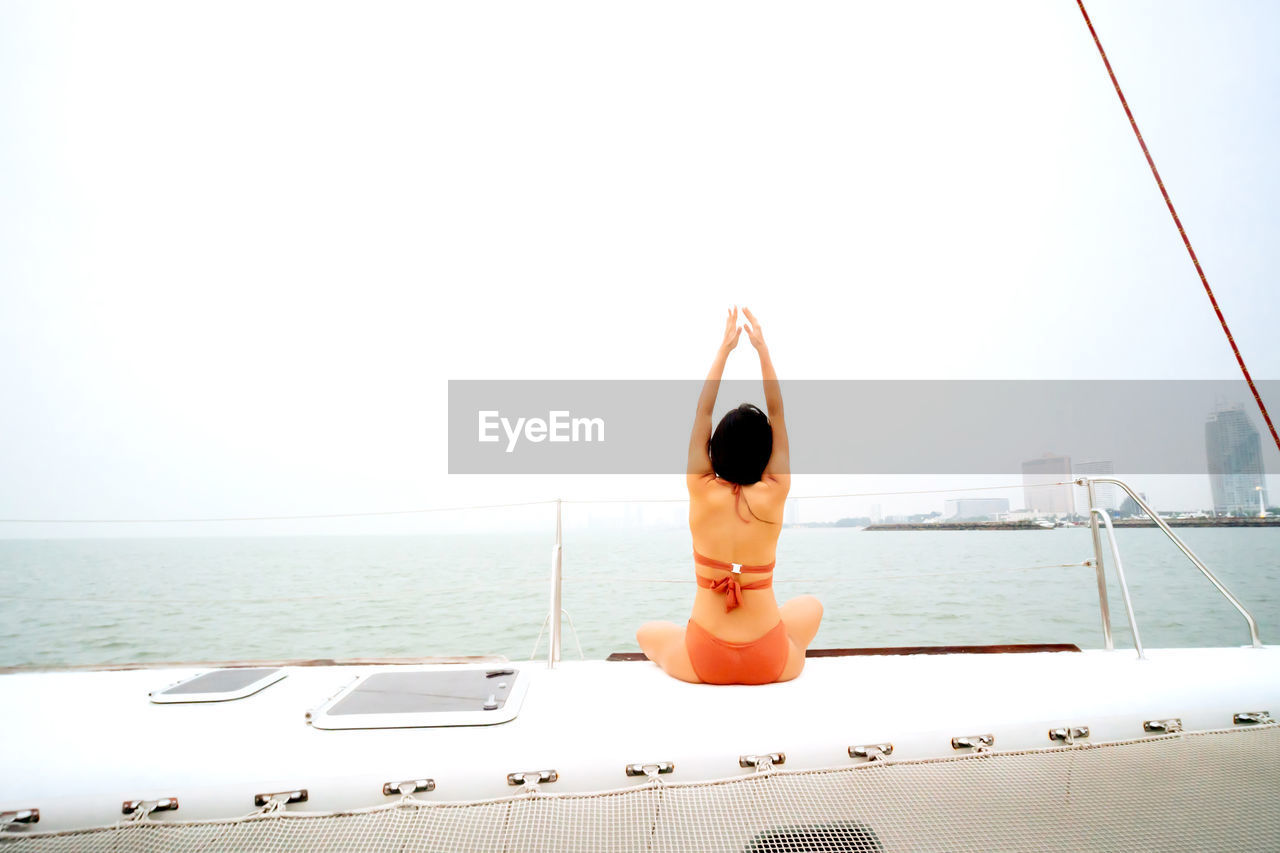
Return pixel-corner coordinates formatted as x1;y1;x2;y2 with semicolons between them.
636;307;823;684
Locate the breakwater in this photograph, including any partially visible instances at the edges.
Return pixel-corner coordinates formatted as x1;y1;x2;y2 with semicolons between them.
864;518;1280;531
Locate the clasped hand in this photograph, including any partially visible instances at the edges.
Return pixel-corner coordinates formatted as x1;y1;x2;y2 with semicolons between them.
719;306;766;354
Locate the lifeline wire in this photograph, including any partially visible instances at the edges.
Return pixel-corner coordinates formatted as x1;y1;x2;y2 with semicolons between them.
0;562;1091;603
617;561;1091;586
0;482;1075;523
0;499;560;524
564;481;1072;505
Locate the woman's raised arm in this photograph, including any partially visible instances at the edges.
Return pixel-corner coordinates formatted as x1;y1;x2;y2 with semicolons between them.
687;307;741;479
742;307;789;483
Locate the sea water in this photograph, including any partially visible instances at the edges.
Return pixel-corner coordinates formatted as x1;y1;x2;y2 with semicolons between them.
1;527;1277;668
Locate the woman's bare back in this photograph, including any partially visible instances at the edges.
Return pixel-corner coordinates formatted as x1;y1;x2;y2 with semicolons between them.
687;474;788;640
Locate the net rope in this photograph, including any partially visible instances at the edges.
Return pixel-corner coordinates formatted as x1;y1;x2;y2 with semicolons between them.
3;724;1276;852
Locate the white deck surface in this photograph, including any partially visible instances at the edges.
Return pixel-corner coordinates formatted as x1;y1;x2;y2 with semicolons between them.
3;646;1279;832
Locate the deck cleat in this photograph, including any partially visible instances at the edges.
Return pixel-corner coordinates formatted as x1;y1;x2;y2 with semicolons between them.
121;798;178;819
849;743;894;762
626;761;675;779
1233;711;1274;725
253;790;307;812
383;779;435;797
507;770;557;793
1143;718;1183;734
1048;726;1090;745
739;753;785;771
951;734;995;753
1;809;39;828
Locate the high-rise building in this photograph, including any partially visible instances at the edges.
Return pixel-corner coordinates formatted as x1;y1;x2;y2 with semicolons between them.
1073;460;1118;514
1205;405;1267;515
1118;491;1149;519
1022;453;1074;515
944;498;1010;519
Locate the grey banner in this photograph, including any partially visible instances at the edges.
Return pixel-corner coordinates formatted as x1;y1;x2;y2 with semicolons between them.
448;380;1280;475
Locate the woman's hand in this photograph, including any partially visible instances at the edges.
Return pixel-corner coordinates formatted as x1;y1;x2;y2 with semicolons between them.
743;306;767;352
719;306;742;354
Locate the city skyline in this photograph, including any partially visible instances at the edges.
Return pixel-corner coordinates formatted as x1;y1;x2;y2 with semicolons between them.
1073;460;1118;513
944;498;1010;520
1021;453;1076;516
1206;404;1269;515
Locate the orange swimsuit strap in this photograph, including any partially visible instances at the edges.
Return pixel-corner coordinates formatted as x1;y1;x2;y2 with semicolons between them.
728;483;750;524
693;549;775;612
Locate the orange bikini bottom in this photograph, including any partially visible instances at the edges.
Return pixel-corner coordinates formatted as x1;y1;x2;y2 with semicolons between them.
685;618;790;685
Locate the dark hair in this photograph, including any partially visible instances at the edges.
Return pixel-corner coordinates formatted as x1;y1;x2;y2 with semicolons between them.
709;403;773;486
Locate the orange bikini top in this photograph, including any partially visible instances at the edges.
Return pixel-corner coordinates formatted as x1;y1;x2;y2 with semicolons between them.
693;549;775;612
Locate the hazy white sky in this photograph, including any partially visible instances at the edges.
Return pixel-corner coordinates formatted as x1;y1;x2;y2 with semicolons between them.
1;0;1277;537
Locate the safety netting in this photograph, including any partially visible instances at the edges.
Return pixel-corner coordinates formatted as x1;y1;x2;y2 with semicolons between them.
3;724;1277;852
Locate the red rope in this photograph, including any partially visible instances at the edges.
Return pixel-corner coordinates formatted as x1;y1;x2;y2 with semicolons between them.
1075;0;1280;457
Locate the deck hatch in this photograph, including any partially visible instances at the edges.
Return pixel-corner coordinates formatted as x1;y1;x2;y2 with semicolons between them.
307;666;527;729
150;668;285;703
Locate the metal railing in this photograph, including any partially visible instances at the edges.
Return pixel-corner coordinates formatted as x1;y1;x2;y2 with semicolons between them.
542;477;1265;667
1078;477;1263;655
1090;507;1144;659
1084;478;1115;650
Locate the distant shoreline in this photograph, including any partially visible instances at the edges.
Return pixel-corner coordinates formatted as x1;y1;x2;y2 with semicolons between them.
832;518;1280;531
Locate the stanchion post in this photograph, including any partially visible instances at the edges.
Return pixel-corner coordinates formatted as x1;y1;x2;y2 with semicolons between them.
1081;478;1114;650
548;499;562;668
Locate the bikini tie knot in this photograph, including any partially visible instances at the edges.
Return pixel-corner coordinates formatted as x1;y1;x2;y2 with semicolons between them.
707;574;743;611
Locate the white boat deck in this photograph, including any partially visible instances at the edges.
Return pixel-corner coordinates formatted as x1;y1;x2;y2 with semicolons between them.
3;646;1279;832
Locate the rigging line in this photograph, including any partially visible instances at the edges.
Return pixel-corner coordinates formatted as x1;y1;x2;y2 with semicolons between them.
0;584;547;604
1;563;1090;603
786;481;1075;501
607;561;1090;584
1076;0;1280;457
0;499;559;524
564;481;1076;505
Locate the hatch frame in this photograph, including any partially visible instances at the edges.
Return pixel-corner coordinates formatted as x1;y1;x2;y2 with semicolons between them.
150;667;288;704
306;664;530;730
